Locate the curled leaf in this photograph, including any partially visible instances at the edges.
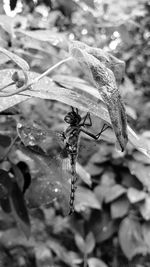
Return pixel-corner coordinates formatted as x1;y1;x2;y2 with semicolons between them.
69;41;128;151
0;47;29;71
69;40;125;85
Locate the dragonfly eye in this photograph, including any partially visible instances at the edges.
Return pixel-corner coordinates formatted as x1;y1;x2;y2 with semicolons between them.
64;115;72;124
64;112;81;125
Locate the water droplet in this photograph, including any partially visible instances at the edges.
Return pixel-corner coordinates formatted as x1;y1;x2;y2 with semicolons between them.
81;29;88;35
17;123;22;128
69;33;75;40
54;188;59;193
52;40;59;46
28;140;35;146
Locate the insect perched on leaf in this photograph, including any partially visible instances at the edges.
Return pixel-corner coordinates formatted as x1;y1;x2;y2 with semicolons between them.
61;107;109;214
17;107;109;215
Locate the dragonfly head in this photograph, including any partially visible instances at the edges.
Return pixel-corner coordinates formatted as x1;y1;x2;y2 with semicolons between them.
64;110;81;125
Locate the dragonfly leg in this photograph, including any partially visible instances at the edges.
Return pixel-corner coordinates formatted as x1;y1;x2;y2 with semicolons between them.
84;112;92;127
71;106;78;114
80;112;92;127
76;108;79;114
96;124;110;139
80;123;110;140
71;106;74;112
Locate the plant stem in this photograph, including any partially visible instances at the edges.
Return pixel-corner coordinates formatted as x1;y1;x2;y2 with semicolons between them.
0;82;15;92
0;57;72;97
32;56;72;84
83;252;87;267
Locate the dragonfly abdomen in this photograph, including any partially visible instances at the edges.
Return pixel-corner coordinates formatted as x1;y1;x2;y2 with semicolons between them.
65;127;80;214
68;153;78;214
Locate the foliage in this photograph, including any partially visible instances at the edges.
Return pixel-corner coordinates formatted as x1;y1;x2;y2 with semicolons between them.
0;0;150;267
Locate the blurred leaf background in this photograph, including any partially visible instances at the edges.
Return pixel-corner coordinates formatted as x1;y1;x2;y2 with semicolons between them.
0;0;150;266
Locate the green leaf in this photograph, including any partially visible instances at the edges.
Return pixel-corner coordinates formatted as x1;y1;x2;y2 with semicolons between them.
0;134;12;159
142;222;150;251
0;169;13;193
0;52;10;65
119;216;147;260
17;121;49;150
127;188;146;203
74;233;85;253
0;183;8;200
0;15;14;35
139;196;150;220
16;122;71;214
75;186;101;211
0;134;11;148
0;69;150;159
128;161;150;191
0;198;11;213
76;162;92;186
19;147;71;215
0;228;34;248
34;244;52;266
88;258;108;267
85;232;95;254
0;169;30;237
46;239;74;266
9;181;31;238
128;128;150;159
11;163;25;192
90;212;118;243
69;40;125;85
25;174;70;215
70;41;128;151
94;185;109;206
111;196;129;219
133;151;150;164
0;47;29;71
105;184;126;203
85;163;104;176
15;29;67;49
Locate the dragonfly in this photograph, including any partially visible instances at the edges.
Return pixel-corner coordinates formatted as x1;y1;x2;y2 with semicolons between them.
61;107;109;214
17;107;109;215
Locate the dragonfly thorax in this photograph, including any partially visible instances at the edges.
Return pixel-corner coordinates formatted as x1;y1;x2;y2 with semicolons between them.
64;126;80;149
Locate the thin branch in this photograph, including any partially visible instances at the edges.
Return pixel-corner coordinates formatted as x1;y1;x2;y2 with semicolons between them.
0;57;72;97
83;252;87;267
32;57;72;83
0;82;15;92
